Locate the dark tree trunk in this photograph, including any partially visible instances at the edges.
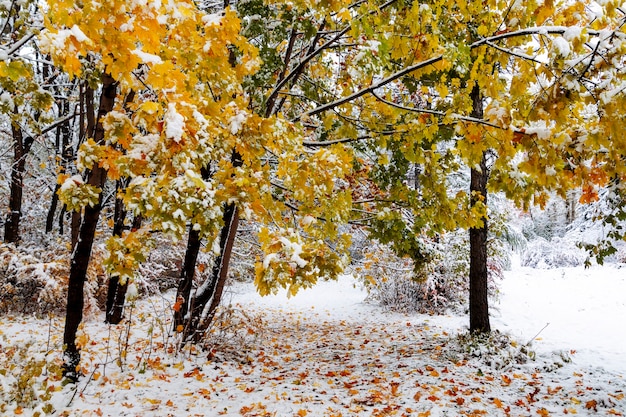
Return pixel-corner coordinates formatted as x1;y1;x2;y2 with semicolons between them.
4;108;34;244
173;226;203;332
175;154;242;343
469;156;490;333
188;203;239;342
46;98;72;233
468;85;491;334
46;185;61;234
63;74;117;381
105;179;130;324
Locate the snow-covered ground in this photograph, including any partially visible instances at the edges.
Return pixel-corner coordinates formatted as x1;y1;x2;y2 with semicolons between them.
494;260;626;377
1;261;625;416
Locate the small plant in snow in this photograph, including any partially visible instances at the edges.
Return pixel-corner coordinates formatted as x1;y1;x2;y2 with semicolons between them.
356;227;507;314
0;338;62;415
200;303;266;363
450;330;535;370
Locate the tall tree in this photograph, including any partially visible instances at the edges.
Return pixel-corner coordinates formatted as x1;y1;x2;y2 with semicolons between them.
271;0;626;332
43;0;357;373
1;0;54;243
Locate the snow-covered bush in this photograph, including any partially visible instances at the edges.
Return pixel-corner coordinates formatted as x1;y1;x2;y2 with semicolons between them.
450;330;535;370
520;236;587;268
0;243;107;316
355;227;508;314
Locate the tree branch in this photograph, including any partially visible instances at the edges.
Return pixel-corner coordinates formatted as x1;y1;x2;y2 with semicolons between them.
299;24;619;120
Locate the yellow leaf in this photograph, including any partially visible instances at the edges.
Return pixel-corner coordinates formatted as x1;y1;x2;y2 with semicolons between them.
337;8;351;22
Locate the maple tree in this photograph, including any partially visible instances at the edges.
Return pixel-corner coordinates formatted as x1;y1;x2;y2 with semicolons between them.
41;0;358;375
277;0;626;332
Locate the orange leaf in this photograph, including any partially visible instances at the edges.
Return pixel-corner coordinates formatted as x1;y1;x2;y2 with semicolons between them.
173;296;184;313
493;398;503;408
501;375;512;386
15;407;23;415
455;397;465;405
297;410;308;417
585;400;598;410
536;408;550;416
418;412;431;417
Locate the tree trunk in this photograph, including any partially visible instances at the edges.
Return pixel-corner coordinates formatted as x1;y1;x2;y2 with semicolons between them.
174;154;242;343
46;99;72;233
173;226;203;333
188;203;239;342
104;180;129;324
62;74;117;381
4;108;34;244
468;85;491;334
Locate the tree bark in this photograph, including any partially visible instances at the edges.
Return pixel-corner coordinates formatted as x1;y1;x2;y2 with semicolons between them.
468;85;491;334
46;98;73;233
174;154;242;343
104;179;129;324
188;203;239;342
62;74;117;381
173;226;203;332
4;107;35;244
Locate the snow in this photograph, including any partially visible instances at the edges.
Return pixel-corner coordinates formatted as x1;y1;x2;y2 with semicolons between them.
70;25;89;43
229;110;248;135
493;259;626;376
165;103;185;142
60;174;84;191
2;261;626;415
131;48;163;64
552;36;571;57
563;26;583;41
202;12;222;27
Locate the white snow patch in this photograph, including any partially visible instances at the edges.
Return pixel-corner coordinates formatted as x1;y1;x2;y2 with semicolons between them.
165;103;185;142
202;12;222;27
70;25;89;42
132;49;162;64
229;110;248;135
552;36;571;56
563;26;582;41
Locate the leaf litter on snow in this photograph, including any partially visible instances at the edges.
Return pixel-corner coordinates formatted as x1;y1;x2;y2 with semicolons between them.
0;275;625;416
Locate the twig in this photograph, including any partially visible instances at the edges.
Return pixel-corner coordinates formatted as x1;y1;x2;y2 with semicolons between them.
526;322;549;346
67;364;100;407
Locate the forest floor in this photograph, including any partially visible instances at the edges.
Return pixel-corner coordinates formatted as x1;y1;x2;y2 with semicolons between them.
1;263;626;416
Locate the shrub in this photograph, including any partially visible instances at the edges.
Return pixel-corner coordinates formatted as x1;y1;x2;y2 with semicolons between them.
520;237;587;268
355;228;507;314
0;243;106;316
